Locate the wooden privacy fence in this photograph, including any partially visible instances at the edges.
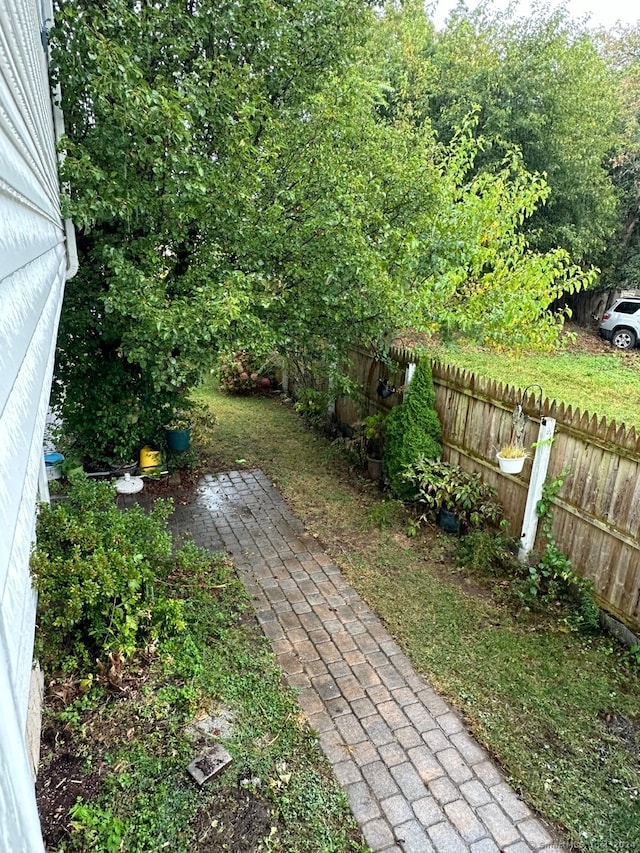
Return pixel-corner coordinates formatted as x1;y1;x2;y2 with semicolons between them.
336;346;640;634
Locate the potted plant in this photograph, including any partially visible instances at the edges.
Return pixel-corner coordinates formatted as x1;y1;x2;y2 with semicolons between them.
165;414;192;452
362;413;386;480
496;442;528;474
404;458;503;534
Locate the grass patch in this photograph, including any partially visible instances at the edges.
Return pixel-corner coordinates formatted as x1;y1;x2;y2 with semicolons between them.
429;337;640;429
35;480;366;853
196;382;640;853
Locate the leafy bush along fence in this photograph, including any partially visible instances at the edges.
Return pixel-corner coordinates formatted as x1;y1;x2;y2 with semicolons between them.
337;347;640;634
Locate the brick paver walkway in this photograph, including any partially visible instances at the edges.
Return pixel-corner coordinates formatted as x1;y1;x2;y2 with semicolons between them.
169;469;567;853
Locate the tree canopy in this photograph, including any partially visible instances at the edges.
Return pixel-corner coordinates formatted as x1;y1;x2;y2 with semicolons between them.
52;0;603;462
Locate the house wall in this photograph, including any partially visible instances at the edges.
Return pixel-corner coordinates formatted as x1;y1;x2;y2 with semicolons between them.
1;0;72;847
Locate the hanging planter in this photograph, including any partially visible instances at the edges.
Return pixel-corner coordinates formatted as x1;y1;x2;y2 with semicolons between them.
496;444;527;474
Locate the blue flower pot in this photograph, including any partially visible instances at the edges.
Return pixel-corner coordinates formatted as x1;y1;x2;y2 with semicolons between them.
166;426;191;452
438;508;460;534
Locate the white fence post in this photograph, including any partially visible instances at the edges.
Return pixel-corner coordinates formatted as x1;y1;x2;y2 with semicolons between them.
518;417;556;562
404;362;416;390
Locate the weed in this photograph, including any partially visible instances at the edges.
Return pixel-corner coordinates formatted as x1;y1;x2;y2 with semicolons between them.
364;499;405;531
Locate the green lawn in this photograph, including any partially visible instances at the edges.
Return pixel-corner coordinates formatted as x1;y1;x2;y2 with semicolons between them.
428;337;640;429
195;383;640;853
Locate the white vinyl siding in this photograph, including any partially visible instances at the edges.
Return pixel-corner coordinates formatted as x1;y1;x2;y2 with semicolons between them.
1;0;69;848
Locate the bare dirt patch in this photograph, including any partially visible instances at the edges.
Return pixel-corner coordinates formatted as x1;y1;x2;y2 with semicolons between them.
190;786;275;852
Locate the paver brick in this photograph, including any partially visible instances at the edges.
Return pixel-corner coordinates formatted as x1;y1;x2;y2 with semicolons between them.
377;741;407;768
395;726;423;750
319;730;350;764
275;652;303;675
444;799;487;843
328;660;352;679
459;779;492;808
367;683;392;706
349;696;377;719
449;731;488;765
306;710;334;733
416;687;451;717
412;795;446;828
436;748;474;783
325;696;351;717
312;674;341;701
362;714;395;747
503;843;534;853
333;759;363;785
376;664;407;691
394;818;433;853
297;688;325;717
344;649;367;667
489;782;532;821
473;760;503;787
477;803;522;849
390;762;428;801
428;777;461;806
335;674;367;702
304;658;328;677
407;745;445;783
364;761;400;800
517;819;555;850
427;820;468;853
285;671;310;689
362;818;396;850
436;712;465;735
403;703;437;733
336;713;368;745
377;700;410;731
380;793;415;826
350;739;380;767
317;640;342;664
470;839;500;853
352;662;382;688
346;780;382;823
392;686;419;706
307;627;330;644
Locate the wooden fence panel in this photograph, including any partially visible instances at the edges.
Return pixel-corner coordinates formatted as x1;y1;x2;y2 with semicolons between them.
336;345;640;633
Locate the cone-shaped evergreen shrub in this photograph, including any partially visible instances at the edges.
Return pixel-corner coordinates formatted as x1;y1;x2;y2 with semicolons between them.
384;360;442;498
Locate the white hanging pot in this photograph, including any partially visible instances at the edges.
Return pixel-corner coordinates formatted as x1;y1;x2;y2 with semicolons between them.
496;453;526;474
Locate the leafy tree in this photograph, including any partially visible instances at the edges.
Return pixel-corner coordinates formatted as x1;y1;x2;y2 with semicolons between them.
415;2;621;263
51;0;378;461
51;0;595;462
600;24;640;287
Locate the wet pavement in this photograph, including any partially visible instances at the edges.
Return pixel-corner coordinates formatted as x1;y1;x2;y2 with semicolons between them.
168;469;567;853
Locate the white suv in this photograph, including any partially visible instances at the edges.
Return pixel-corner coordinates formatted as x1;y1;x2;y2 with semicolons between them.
599;297;640;349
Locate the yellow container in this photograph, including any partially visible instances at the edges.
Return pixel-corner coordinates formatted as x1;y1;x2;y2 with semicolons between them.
140;446;162;473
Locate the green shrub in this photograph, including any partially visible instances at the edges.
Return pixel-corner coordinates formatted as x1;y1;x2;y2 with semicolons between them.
455;530;519;575
407;459;503;530
30;475;186;672
384;360;442;497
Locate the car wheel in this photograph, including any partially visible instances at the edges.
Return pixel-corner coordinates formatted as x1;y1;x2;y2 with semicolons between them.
612;328;637;350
